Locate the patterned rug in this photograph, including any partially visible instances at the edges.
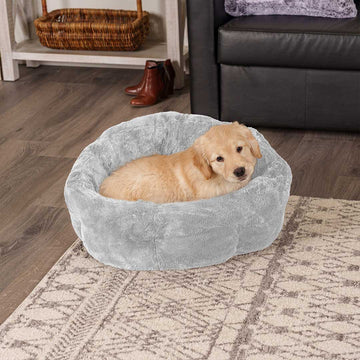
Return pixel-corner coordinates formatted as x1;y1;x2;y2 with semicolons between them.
0;196;359;360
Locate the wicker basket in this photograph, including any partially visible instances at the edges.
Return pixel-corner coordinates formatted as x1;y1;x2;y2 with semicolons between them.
34;0;150;51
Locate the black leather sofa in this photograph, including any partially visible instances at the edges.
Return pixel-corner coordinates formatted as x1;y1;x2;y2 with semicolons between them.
187;0;360;131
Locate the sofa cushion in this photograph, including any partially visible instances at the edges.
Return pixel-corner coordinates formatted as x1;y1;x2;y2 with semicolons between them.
220;65;360;131
218;15;360;70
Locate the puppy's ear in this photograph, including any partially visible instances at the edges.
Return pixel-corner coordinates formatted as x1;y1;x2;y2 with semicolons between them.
235;123;262;159
192;136;212;180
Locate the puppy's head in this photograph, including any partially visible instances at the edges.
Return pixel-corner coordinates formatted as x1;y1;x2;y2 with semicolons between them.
193;122;262;182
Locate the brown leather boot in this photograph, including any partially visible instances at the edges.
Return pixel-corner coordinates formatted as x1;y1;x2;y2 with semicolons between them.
164;59;175;95
125;60;158;96
130;63;166;107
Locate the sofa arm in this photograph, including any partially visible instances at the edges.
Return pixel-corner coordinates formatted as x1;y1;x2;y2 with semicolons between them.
187;0;231;119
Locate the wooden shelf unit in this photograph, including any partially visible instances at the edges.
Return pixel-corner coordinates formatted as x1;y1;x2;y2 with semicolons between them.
0;0;186;88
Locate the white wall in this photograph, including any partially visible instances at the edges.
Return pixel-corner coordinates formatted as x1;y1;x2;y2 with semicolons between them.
16;0;168;42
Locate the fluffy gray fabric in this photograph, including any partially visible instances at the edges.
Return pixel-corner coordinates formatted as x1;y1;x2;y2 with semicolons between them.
225;0;357;18
64;112;292;270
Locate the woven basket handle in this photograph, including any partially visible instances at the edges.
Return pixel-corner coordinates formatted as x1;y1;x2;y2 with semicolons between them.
41;0;48;16
40;0;143;17
136;0;143;18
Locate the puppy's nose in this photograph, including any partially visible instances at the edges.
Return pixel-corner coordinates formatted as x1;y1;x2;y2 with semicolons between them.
234;167;246;178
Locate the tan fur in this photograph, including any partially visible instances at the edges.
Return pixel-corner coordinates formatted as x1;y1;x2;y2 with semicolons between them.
99;122;262;203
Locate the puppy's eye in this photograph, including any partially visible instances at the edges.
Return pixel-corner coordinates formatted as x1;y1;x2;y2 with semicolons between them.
216;156;224;162
236;146;243;153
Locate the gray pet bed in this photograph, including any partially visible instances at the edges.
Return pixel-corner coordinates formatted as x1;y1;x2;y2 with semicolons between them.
65;112;292;270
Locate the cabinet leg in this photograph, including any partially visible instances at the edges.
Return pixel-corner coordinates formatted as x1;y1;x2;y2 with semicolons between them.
26;60;40;68
1;57;19;81
166;0;185;90
173;62;185;90
0;0;20;81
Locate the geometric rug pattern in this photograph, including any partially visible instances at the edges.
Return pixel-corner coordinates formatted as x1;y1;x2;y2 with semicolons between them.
0;196;359;360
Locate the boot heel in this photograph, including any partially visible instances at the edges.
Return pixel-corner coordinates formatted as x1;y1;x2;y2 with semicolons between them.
164;59;175;96
168;81;174;95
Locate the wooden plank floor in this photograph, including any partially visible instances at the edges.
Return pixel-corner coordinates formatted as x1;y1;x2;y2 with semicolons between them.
0;65;359;324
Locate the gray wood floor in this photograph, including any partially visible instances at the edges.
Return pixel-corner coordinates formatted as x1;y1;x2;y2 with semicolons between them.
0;65;359;324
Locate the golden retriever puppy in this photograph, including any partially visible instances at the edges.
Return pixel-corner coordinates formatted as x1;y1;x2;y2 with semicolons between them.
99;122;262;203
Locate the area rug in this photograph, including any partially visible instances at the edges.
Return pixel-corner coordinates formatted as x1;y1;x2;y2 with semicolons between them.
0;196;359;360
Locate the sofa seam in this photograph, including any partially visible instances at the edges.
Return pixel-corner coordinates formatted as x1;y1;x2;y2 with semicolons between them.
220;28;360;37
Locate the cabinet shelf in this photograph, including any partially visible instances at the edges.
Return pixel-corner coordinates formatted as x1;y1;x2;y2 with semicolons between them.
13;39;176;68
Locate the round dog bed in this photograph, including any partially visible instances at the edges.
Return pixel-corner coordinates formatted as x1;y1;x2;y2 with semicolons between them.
64;112;292;270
